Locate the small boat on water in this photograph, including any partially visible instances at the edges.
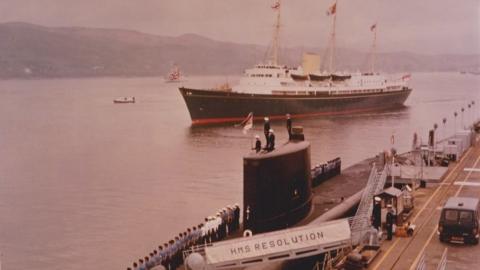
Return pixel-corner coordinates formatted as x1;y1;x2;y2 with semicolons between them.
460;70;480;75
165;65;187;83
113;97;135;104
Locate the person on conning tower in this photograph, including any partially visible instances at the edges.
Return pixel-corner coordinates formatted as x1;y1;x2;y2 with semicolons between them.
266;129;275;151
254;135;261;152
263;117;270;144
286;114;292;139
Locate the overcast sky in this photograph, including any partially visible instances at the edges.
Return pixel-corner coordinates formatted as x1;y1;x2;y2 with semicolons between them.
0;0;478;55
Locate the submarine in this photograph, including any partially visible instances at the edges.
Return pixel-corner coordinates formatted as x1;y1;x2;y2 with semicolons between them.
243;128;313;234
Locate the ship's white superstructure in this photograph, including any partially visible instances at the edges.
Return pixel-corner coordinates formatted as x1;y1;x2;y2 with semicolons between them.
234;64;408;94
178;1;412;126
230;0;409;95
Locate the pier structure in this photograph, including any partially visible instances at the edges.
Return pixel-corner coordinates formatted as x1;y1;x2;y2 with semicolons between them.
367;134;480;270
179;116;480;270
183;130;479;270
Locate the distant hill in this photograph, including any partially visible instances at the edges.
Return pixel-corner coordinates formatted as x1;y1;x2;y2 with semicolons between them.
0;22;478;78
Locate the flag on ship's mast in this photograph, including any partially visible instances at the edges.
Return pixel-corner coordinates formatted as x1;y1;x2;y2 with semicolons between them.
402;74;412;81
271;1;280;10
239;112;254;134
412;132;418;150
326;2;337;16
370;23;377;32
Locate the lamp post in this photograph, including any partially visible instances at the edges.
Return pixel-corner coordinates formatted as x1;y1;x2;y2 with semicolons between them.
461;107;465;130
442;117;447;140
454;111;458;135
442;118;447;151
392;153;395;187
473;101;477;122
468;104;472;128
433;123;438;165
471;101;475;123
420;145;429;179
471;101;475;124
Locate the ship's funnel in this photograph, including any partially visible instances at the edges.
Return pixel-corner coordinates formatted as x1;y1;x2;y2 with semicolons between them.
302;53;321;74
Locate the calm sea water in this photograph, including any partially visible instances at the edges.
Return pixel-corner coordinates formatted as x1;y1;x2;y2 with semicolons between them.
0;73;478;270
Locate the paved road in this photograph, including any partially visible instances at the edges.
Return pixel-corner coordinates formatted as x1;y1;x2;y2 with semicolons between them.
369;138;480;270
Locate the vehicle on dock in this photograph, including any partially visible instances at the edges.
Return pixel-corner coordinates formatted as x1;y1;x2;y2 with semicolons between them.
438;197;479;244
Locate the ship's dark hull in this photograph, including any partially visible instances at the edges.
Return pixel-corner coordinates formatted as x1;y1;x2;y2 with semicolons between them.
179;87;412;125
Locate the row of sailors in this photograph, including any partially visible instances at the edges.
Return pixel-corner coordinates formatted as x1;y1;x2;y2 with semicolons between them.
312;157;341;187
312;157;341;176
203;203;241;242
127;204;241;270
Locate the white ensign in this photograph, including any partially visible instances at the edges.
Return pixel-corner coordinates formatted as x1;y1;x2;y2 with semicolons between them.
205;219;350;264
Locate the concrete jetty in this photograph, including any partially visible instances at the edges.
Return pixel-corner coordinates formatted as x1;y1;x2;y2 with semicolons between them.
367;136;480;270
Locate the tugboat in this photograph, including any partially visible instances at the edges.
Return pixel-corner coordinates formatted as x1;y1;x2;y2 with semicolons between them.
179;0;412;125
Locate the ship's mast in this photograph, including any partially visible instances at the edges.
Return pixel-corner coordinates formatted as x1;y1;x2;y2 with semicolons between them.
327;0;338;73
370;23;377;73
270;0;281;66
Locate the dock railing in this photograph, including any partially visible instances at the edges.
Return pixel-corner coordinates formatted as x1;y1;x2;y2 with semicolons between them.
416;251;426;270
415;248;447;270
436;248;448;270
183;242;212;261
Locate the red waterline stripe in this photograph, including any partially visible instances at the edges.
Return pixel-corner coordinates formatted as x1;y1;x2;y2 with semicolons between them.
191;105;400;125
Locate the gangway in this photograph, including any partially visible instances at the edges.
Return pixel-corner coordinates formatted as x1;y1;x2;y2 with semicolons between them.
350;165;387;244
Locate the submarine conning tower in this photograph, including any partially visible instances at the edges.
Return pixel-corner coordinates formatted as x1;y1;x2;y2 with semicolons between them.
243;127;312;234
